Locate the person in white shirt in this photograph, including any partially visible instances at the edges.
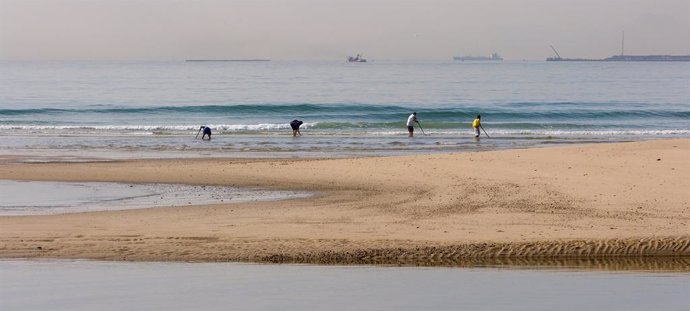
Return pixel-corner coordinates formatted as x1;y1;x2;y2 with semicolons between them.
406;112;418;137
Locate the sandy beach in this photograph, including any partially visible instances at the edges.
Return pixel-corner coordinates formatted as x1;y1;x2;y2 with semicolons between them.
0;139;688;265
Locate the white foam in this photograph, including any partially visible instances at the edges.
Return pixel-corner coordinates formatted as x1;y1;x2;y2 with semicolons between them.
1;124;688;137
0;123;317;132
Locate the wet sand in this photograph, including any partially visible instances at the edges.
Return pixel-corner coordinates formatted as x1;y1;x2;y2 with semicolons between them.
0;139;688;265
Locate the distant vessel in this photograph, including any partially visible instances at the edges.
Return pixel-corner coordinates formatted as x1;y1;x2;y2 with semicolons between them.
453;52;503;61
347;54;367;63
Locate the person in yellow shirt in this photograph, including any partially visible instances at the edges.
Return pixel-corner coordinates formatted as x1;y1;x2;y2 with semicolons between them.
472;115;482;137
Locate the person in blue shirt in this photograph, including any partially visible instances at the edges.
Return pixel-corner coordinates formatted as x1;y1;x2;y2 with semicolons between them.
200;126;212;140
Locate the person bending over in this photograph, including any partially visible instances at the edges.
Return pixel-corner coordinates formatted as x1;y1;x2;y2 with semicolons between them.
200;126;212;140
290;119;303;137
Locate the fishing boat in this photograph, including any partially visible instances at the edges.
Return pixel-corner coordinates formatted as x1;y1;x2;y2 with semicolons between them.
347;54;367;62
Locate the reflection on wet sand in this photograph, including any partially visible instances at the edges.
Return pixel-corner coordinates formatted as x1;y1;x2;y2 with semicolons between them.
265;255;690;272
261;237;690;272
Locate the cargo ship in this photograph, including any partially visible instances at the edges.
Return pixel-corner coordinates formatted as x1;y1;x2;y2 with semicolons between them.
453;52;503;61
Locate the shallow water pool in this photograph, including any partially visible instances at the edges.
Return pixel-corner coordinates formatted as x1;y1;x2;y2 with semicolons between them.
1;260;688;311
0;180;311;215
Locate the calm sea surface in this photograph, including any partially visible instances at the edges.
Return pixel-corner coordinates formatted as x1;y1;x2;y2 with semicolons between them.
1;60;688;159
1;260;689;311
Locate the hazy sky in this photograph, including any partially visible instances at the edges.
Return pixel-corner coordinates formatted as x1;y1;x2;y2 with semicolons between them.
1;0;688;60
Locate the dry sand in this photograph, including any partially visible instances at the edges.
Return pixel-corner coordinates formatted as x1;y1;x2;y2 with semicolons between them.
1;139;688;267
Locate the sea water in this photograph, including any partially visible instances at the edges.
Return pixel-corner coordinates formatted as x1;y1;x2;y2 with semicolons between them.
1;260;689;311
1;60;688;160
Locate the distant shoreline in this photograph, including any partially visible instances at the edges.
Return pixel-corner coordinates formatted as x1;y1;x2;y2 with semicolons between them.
546;54;690;62
185;59;270;62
